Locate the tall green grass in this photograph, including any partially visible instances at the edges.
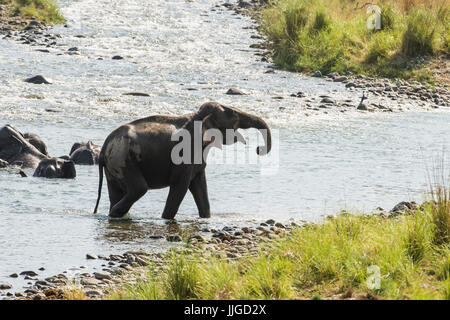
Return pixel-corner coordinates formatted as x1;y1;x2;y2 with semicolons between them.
110;192;450;300
1;0;65;24
260;0;449;81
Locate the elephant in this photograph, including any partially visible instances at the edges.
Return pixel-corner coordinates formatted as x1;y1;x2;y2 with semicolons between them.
0;124;76;179
23;132;50;157
69;141;101;165
33;157;76;178
0;124;46;169
93;102;272;219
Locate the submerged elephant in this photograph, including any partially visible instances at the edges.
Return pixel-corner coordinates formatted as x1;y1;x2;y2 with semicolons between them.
23;132;50;157
33;157;76;178
69;141;101;165
0;124;76;179
93;102;272;219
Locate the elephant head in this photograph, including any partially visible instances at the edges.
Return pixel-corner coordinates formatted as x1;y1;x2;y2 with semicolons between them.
69;141;101;165
192;102;272;155
33;158;76;179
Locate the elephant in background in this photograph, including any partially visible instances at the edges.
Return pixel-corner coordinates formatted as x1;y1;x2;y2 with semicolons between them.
94;102;272;219
23;132;50;157
0;124;76;179
69;141;101;165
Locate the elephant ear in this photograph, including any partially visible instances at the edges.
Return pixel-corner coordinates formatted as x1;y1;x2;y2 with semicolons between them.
0;125;25;162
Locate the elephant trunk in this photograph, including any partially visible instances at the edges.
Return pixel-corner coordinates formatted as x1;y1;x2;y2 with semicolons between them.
238;112;272;155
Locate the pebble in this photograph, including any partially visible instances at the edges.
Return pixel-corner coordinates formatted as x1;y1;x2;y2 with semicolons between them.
226;87;246;95
0;283;12;290
86;253;98;260
94;272;111;281
24;75;52;84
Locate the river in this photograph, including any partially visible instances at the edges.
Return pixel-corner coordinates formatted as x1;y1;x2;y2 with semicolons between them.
0;0;449;293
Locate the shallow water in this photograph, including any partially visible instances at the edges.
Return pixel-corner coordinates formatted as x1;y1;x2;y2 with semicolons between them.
0;0;449;292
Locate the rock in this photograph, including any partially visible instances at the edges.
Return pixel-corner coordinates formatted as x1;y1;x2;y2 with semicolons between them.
20;270;38;277
68;47;78;51
237;0;252;8
24;288;38;295
275;222;285;229
86;253;98;260
112;55;124;60
85;290;102;297
333;76;348;82
122;92;150;97
94;272;111;281
320;97;335;104
312;71;322;77
24;75;52;84
166;234;182;242
134;256;149;266
9;273;18;278
265;219;275;225
44;288;60;297
81;277;102;286
0;283;12;290
390;201;418;214
226;87;245;95
290;91;306;98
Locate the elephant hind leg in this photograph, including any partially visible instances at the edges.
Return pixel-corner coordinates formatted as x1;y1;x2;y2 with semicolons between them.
106;179;125;212
109;165;148;218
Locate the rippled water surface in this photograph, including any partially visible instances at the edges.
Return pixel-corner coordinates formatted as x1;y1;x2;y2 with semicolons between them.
0;0;449;292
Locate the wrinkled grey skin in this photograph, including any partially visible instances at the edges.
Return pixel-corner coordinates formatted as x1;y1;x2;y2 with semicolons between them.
94;102;272;219
69;141;101;165
33;157;76;179
0;125;46;168
0;124;76;179
23;133;50;157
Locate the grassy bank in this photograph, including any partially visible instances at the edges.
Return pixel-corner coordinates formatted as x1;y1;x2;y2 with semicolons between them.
108;187;450;300
0;0;65;24
259;0;449;83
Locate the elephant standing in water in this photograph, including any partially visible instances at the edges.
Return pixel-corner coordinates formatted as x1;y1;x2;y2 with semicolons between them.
0;125;76;178
94;102;272;219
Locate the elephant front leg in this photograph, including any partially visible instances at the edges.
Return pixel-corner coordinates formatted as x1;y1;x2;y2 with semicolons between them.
161;179;190;220
189;170;210;218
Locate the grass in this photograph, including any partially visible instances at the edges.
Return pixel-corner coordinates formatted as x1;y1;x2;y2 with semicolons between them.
258;0;449;82
109;186;450;300
0;0;65;24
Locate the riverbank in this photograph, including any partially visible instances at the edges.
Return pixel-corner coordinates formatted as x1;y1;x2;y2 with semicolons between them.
107;194;450;300
229;0;449;86
0;0;64;26
2;195;448;300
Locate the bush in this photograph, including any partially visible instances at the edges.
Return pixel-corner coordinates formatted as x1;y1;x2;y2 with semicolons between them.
402;8;437;56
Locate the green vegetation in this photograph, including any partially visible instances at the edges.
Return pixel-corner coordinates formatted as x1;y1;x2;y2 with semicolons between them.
0;0;65;24
259;0;449;82
109;186;450;300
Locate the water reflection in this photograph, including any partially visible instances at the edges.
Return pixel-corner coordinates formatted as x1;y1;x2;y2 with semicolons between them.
95;218;203;245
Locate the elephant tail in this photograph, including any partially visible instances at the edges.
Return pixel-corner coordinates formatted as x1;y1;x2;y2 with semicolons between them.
93;158;104;214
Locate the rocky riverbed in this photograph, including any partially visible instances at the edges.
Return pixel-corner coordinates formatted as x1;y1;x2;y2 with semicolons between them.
0;201;419;300
220;0;450;112
0;219;294;300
